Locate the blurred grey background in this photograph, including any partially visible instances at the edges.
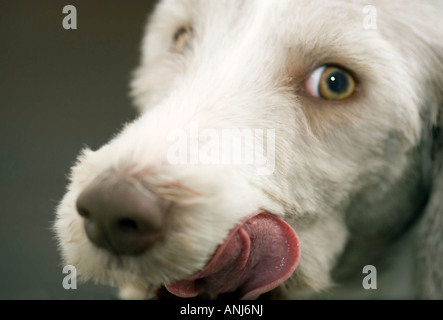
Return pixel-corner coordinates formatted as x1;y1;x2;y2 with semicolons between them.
0;0;157;299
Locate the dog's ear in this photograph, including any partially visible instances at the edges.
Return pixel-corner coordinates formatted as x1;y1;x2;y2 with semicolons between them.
415;27;443;298
416;104;443;299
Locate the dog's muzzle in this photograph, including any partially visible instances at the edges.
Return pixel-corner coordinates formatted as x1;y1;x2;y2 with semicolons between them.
75;174;301;299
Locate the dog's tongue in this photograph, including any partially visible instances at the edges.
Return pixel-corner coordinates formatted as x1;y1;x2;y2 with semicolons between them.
165;212;300;299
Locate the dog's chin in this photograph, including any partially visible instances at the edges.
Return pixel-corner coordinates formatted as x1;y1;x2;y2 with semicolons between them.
161;211;300;300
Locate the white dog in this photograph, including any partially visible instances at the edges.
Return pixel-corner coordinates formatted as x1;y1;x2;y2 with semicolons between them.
54;0;443;299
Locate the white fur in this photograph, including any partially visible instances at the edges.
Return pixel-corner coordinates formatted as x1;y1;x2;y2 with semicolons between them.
54;0;443;299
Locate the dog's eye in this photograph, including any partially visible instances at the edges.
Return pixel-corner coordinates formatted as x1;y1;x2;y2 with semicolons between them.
172;26;193;54
305;65;356;100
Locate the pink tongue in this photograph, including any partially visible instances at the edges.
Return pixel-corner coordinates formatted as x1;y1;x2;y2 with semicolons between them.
165;212;300;299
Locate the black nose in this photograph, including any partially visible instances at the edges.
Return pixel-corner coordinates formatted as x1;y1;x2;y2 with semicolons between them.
76;176;164;255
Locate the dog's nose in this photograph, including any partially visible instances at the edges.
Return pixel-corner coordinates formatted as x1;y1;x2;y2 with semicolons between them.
76;177;164;255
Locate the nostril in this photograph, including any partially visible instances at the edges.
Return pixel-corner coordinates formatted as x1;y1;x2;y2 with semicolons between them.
117;218;141;233
77;207;91;219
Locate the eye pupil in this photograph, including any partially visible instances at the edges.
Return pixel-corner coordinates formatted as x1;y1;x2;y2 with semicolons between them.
326;71;349;94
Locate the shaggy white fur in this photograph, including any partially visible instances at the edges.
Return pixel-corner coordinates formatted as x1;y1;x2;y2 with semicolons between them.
54;0;443;299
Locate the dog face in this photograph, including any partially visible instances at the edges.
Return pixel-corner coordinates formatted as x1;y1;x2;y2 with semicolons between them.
54;0;443;299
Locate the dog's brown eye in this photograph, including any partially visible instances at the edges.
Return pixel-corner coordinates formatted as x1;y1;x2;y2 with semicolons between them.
172;26;193;54
305;65;356;100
